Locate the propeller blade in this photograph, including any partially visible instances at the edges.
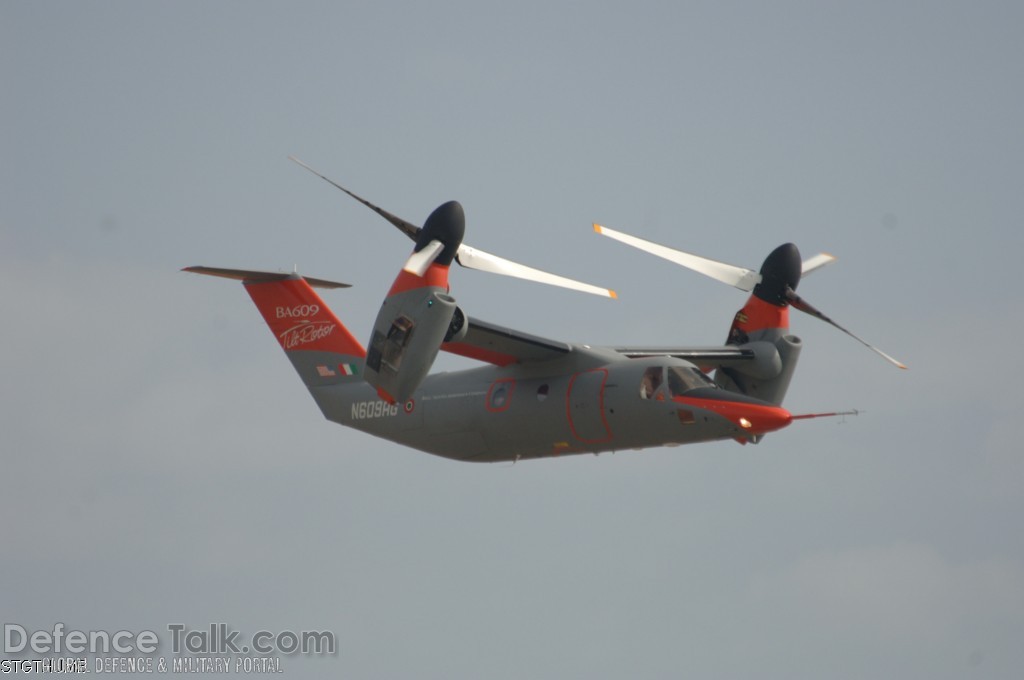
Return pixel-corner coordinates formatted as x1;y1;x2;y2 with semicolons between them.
291;157;615;297
403;239;445;277
786;288;908;369
455;244;617;298
801;252;837;277
288;156;421;241
594;224;761;291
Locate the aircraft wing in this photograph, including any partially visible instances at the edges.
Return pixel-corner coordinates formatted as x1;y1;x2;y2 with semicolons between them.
442;318;571;366
440;320;764;369
438;314;767;370
614;346;757;370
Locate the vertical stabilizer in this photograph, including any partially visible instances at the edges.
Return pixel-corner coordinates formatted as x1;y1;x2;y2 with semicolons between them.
243;275;367;389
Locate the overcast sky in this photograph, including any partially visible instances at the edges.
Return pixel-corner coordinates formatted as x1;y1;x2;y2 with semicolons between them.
2;1;1023;678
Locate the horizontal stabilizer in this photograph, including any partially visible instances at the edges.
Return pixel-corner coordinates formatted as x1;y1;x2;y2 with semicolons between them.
183;266;351;290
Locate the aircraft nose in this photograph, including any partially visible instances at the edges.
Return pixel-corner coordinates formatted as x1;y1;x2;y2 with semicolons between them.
676;391;793;435
738;404;793;434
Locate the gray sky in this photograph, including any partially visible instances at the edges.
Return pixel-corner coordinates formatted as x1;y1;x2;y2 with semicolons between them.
2;1;1022;677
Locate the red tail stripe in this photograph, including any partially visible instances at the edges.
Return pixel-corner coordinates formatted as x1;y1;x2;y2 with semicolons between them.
244;278;366;357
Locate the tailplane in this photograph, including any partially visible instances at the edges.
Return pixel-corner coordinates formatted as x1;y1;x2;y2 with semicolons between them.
184;267;366;389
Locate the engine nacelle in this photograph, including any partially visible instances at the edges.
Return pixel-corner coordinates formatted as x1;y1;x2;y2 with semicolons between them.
363;198;467;404
444;306;469;344
364;287;457;404
717;335;802;405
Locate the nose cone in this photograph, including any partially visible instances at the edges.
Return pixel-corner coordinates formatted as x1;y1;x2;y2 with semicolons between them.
677;390;793;435
419;200;465;266
753;242;802;305
740;403;793;434
711;401;792;435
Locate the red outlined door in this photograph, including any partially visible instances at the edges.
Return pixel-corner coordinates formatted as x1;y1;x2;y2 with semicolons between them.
566;368;613;444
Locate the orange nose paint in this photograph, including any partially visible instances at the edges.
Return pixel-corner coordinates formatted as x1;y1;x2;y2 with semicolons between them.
675;396;793;435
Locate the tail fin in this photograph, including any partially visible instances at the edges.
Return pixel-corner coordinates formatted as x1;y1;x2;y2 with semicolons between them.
184;267;365;389
244;276;366;389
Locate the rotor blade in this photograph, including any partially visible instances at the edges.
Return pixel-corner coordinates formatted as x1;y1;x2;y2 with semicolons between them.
786;288;908;369
288;156;420;241
403;239;445;277
801;252;837;277
455;244;617;298
593;224;761;291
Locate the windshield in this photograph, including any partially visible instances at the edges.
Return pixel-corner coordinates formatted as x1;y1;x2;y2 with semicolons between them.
667;366;716;397
640;365;716;400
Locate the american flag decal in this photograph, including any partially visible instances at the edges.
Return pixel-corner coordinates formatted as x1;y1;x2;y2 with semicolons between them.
316;365;337;377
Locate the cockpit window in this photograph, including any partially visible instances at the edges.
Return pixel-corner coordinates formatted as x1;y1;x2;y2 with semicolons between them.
639;367;663;399
667;366;715;397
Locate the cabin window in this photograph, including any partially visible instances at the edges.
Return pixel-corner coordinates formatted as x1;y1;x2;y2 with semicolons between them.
487;379;515;412
639;367;663;399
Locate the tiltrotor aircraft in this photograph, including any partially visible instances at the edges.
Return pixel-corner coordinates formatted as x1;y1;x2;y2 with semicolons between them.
185;158;905;463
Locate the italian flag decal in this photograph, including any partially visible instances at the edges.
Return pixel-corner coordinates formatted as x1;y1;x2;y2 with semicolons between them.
339;363;358;376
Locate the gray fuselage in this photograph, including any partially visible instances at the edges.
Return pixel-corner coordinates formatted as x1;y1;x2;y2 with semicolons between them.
308;346;765;462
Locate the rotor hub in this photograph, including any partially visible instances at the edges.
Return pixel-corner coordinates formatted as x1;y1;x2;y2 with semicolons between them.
753;242;801;305
416;201;465;266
